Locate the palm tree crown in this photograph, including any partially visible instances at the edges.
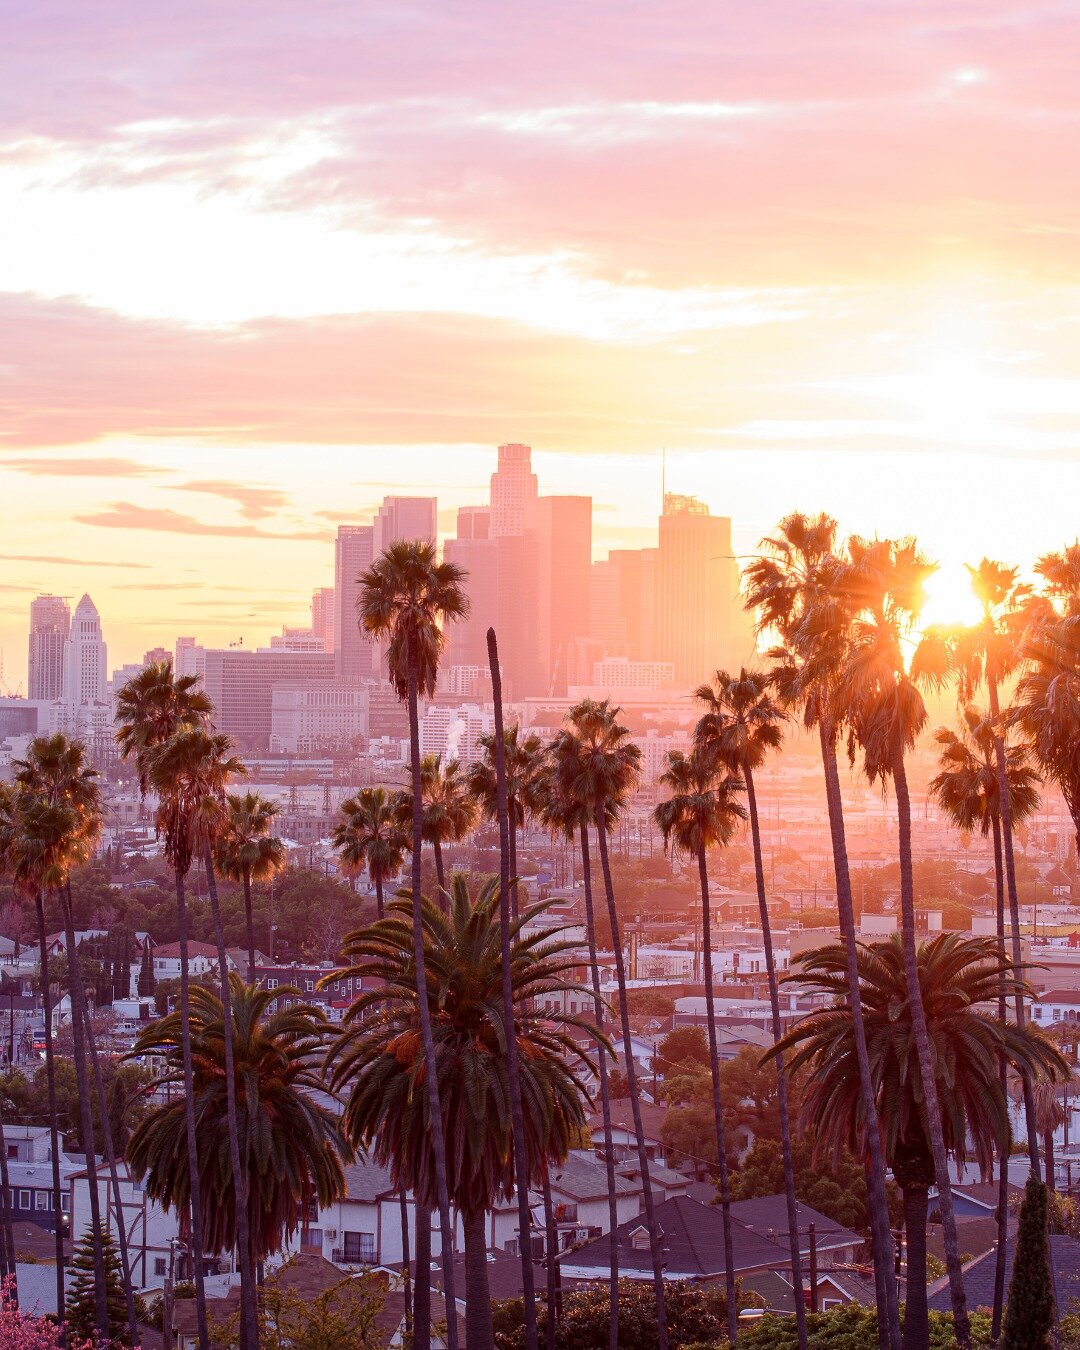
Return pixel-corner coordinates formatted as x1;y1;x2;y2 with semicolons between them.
332;787;409;916
127;976;350;1261
358;540;469;698
653;748;746;859
693;668;786;776
547;699;642;818
930;706;1040;838
214;792;286;887
148;729;245;878
114;661;212;790
468;724;545;835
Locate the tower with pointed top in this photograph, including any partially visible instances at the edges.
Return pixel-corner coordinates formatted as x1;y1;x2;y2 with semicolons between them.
62;594;107;708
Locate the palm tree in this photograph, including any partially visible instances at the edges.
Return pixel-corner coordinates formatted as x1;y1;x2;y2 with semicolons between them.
115;660;214;1350
654;747;745;1346
1033;1081;1065;1194
213;792;286;976
332;788;409;921
1012;615;1080;858
745;511;901;1350
0;797;17;1294
13;735;139;1343
930;706;1041;1339
549;698;670;1350
1035;541;1080;618
830;535;975;1346
537;745;620;1350
693;667;807;1349
468;722;546;917
127;976;349;1265
773;934;1066;1350
358;538;468;1350
147;727;259;1350
413;753;480;895
0;785;67;1324
323;876;599;1350
954;559;1048;1170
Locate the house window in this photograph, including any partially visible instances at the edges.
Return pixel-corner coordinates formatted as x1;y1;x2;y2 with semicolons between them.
267;979;278;990
305;980;314;992
306;1228;323;1247
6;1144;17;1160
18;1190;30;1210
342;1231;376;1263
36;1190;51;1211
61;1193;70;1213
154;1258;167;1277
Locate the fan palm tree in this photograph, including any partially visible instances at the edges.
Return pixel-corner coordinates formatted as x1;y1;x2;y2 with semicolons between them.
953;559;1048;1170
412;754;480;895
0;785;69;1325
1012;616;1080;858
929;707;1041;1339
828;535;971;1346
13;735;139;1343
772;934;1067;1350
0;807;17;1294
1033;1080;1066;1194
548;698;670;1350
332;787;409;921
323;876;598;1350
537;746;620;1350
358;538;468;1350
1035;541;1080;618
115;661;214;1350
692;667;807;1349
213;792;286;976
127;976;349;1263
147;728;259;1350
746;511;901;1350
468;722;546;917
653;748;745;1346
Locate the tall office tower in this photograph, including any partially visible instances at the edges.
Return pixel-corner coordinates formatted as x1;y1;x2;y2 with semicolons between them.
175;636;206;682
490;443;538;538
592;547;659;663
373;496;437;552
27;595;70;699
311;587;335;651
202;646;337;751
445;506;499;669
655;494;751;687
62;594;107;708
522;495;592;696
334;525;375;683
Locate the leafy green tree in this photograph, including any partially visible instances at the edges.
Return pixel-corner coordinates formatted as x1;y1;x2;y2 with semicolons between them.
1002;1176;1054;1350
65;1226;130;1345
216;1268;386;1350
735;1305;993;1350
729;1136;899;1234
655;1026;710;1080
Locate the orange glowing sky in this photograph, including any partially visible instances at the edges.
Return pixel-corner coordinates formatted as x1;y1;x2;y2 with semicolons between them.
2;2;1080;676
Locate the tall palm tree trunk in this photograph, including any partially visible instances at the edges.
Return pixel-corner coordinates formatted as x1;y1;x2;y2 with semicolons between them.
580;823;619;1350
56;880;120;1333
433;839;446;896
594;818;669;1350
462;1206;495;1350
695;842;738;1346
891;750;970;1350
819;724;901;1350
901;1184;929;1350
743;766;808;1350
406;642;459;1350
487;629;539;1350
0;1094;16;1299
398;1187;412;1340
175;870;210;1350
540;1168;560;1350
242;864;256;978
991;816;1009;1346
413;1207;431;1349
987;675;1041;1175
35;893;67;1332
79;984;139;1344
203;852;258;1350
375;875;385;922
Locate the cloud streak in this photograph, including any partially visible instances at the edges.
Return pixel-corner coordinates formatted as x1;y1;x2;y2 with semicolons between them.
74;501;332;541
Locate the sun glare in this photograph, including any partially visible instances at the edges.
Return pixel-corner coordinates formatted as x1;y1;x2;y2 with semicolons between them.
920;565;983;630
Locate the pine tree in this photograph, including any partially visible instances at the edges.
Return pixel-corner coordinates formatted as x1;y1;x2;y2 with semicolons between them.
66;1225;130;1345
137;937;155;998
1002;1175;1055;1350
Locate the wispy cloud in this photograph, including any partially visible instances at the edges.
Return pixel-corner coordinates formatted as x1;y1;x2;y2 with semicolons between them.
174;479;290;519
0;455;160;477
75;501;331;541
0;552;150;569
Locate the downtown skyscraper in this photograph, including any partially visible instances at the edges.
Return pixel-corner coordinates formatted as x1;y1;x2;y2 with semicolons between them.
27;594;70;699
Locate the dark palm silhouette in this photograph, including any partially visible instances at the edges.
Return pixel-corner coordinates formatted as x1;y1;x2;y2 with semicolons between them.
332;787;408;920
213;791;286;975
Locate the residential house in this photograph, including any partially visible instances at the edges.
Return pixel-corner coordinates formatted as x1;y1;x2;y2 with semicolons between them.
587;1099;667;1164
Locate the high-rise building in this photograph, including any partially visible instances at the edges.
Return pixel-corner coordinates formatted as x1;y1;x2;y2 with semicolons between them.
373;496;437;552
27;595;70;700
175;636;206;683
655;494;752;686
62;595;107;708
490;443;538;538
455;506;490;541
445;505;499;670
334;525;375;684
311;587;335;651
522;495;592;697
202;646;337;751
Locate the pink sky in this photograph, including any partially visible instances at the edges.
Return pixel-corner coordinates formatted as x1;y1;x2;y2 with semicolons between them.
2;1;1080;671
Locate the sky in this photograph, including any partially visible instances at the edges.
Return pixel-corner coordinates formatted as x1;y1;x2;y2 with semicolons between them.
3;0;1080;678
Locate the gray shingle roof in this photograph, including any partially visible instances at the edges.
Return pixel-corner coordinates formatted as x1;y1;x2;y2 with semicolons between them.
928;1233;1080;1322
340;1157;397;1203
728;1194;862;1255
549;1151;640;1201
